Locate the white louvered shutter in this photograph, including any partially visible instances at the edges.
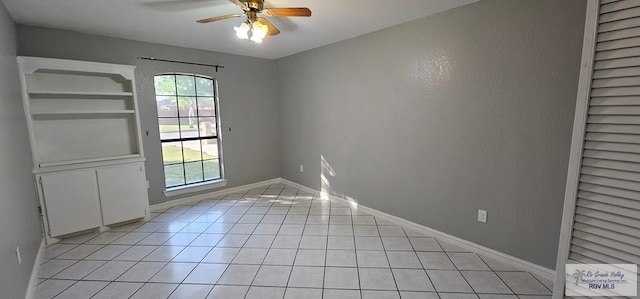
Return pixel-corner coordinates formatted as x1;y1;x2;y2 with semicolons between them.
568;0;640;285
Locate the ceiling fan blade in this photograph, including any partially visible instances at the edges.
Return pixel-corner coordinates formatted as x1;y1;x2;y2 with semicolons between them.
262;7;311;17
197;14;244;23
228;0;249;11
258;17;280;36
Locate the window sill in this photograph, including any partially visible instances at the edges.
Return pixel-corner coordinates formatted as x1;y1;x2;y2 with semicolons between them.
163;179;227;198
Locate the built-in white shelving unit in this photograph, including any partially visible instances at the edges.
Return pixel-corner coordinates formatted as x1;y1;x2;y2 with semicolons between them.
18;57;150;244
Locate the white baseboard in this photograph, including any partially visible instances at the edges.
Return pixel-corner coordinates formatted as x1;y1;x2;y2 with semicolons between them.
24;238;45;299
280;178;556;281
150;178;282;212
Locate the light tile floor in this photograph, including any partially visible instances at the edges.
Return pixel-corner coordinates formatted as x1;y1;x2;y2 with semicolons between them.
36;183;554;298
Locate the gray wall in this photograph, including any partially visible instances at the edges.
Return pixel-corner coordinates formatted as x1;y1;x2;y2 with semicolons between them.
17;25;281;205
0;2;43;298
277;0;586;268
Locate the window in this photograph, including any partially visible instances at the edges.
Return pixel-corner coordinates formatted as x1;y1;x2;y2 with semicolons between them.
154;74;222;188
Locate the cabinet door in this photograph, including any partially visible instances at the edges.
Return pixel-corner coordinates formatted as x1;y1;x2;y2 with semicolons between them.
40;170;101;237
97;163;148;225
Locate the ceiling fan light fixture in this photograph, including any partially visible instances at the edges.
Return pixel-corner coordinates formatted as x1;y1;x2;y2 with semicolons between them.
234;21;250;39
250;21;268;43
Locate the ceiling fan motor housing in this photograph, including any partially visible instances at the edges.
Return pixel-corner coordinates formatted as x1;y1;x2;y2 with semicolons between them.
244;0;264;11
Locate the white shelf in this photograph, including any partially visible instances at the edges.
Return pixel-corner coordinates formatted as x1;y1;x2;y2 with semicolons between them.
28;91;134;97
31;110;135;119
38;154;142;168
31;110;135;120
18;56;145;175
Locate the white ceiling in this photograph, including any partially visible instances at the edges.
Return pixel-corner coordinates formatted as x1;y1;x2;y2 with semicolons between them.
3;0;478;59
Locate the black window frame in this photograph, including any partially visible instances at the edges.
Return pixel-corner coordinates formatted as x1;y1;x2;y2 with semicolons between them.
154;73;223;188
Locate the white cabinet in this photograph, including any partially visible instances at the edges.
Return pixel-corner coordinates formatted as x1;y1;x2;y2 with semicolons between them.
40;170;102;237
97;164;147;226
18;57;149;244
37;163;148;238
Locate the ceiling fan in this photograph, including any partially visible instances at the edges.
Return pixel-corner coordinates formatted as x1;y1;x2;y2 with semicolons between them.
196;0;312;43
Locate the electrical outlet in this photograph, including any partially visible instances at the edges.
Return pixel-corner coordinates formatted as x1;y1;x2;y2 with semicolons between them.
299;165;304;173
15;247;22;265
146;180;150;188
477;209;487;223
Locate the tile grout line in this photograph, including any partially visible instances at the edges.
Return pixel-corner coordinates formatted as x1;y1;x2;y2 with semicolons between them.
321;198;331;295
491;268;519;297
168;190;256;299
200;186;272;298
400;225;438;295
42;243;113;298
181;186;274;297
447;251;491;297
275;185;310;296
243;185;288;298
529;272;554;293
282;188;313;294
209;187;260;299
373;216;401;298
350;207;362;296
438;237;522;297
